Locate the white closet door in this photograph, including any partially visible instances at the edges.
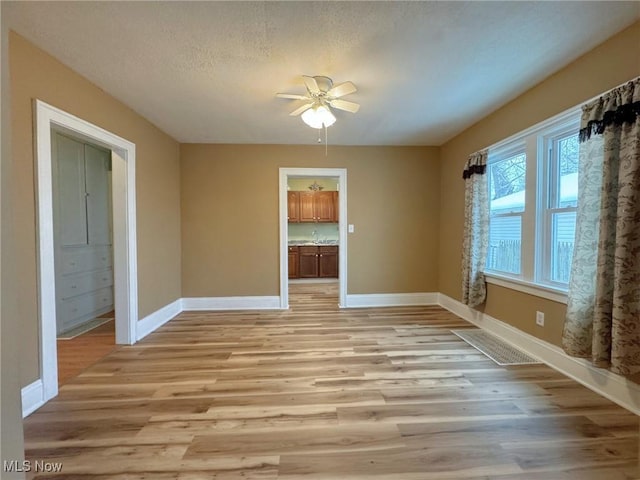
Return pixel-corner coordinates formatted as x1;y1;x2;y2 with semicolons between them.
55;134;88;246
84;144;112;246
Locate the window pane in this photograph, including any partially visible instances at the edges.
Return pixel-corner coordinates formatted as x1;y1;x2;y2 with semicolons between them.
551;211;576;283
489;154;526;213
557;134;579;208
487;215;521;274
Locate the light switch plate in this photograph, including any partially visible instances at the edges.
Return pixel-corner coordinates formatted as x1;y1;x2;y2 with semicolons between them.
348;224;354;233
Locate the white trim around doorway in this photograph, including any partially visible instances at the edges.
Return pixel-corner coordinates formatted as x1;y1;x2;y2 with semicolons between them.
279;168;347;309
33;100;138;409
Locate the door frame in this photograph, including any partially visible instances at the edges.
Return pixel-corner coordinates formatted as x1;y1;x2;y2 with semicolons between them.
34;100;138;403
279;168;347;308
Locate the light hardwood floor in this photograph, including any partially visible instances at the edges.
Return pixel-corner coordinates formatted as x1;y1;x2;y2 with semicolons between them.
24;283;639;479
57;317;116;385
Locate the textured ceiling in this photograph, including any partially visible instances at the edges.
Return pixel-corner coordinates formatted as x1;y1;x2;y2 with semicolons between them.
4;1;639;145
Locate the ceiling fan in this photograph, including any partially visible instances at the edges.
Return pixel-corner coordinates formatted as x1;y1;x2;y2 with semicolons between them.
276;75;360;129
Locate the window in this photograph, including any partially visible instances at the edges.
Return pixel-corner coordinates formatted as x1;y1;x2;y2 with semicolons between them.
487;150;526;275
541;131;579;286
485;109;580;293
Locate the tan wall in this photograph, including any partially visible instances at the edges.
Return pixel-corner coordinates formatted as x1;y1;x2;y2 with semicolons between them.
9;32;182;386
181;144;440;297
438;21;640;347
1;14;26;477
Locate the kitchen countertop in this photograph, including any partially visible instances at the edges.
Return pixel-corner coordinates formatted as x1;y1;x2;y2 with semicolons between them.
288;241;339;246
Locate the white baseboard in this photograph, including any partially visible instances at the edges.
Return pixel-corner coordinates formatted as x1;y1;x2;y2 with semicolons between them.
22;379;44;417
136;298;182;341
344;292;438;308
438;293;640;416
182;296;281;311
138;296;282;338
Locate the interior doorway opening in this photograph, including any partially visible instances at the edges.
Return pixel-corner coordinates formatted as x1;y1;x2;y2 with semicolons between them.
34;100;137;409
279;168;347;309
51;130;118;386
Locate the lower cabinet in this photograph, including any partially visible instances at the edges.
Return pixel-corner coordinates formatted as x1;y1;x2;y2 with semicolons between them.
293;245;338;279
299;246;319;278
56;245;114;334
318;246;338;278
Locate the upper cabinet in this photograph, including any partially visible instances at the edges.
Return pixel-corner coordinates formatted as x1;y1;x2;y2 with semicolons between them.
55;135;89;246
290;191;338;223
298;191;315;222
314;191;335;222
287;191;300;222
54;135;112;247
84;144;112;245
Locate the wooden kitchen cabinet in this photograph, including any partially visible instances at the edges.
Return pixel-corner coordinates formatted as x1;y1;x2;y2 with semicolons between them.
315;191;335;222
295;191;337;223
287;192;300;223
319;246;339;278
298;246;319;278
296;245;338;278
298;192;316;223
288;246;299;279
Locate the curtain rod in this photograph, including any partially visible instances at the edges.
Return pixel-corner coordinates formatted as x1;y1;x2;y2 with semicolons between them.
476;76;638;155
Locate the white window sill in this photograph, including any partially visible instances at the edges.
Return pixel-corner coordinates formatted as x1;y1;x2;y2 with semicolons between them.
484;272;568;304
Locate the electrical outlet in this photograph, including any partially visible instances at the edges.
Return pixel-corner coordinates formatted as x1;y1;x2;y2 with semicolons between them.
536;311;545;327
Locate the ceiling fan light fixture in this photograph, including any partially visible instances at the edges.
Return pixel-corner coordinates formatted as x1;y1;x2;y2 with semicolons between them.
278;75;357;133
301;104;336;129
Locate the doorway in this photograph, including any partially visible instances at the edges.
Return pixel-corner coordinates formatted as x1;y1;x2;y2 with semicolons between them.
34;100;137;406
278;168;347;309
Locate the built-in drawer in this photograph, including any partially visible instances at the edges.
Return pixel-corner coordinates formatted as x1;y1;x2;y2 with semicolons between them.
58;268;113;300
59;246;112;275
319;246;338;254
58;286;113;330
298;246;319;255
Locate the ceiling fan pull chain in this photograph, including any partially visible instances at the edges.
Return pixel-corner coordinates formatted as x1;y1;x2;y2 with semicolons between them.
325;124;328;157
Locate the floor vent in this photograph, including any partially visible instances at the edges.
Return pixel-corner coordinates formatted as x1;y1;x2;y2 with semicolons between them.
451;329;542;366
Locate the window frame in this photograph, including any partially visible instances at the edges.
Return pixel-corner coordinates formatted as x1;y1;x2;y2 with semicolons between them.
483;106;581;301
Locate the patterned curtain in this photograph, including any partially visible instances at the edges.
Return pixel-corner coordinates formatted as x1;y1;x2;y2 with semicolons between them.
563;77;640;377
461;150;489;307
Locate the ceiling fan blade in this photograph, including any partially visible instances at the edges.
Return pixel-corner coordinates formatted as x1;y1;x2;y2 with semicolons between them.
328;99;360;113
302;75;320;94
276;93;309;100
327;81;357;98
289;103;314;116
